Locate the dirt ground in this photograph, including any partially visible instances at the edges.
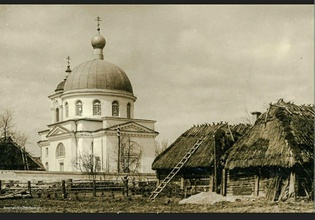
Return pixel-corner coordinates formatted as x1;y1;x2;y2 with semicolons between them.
0;191;314;213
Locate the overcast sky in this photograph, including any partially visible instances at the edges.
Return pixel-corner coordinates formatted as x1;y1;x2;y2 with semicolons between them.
0;5;313;156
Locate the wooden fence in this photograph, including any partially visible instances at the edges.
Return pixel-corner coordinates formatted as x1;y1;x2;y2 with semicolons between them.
0;175;212;200
0;178;158;200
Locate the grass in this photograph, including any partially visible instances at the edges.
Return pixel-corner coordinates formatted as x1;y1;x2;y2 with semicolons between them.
0;192;314;213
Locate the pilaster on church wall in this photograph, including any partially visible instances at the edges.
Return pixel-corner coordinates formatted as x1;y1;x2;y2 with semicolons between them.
70;136;78;172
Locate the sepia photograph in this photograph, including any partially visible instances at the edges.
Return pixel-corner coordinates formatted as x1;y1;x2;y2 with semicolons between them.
0;4;314;213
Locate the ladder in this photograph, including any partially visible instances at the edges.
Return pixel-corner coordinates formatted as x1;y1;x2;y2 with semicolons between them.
149;136;207;200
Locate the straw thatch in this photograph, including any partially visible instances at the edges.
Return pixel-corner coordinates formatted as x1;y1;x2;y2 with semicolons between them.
0;137;45;170
225;99;314;170
152;122;251;171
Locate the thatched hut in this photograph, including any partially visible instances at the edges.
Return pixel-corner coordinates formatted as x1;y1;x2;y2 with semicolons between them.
152;122;251;193
0;137;45;170
224;99;314;201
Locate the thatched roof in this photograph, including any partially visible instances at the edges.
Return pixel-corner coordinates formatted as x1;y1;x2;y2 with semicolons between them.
152;122;251;170
225;99;314;170
0;137;45;170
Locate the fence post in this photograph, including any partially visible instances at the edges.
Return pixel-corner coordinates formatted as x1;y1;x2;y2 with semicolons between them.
27;181;32;196
125;179;129;197
93;180;96;197
69;179;72;191
62;180;66;199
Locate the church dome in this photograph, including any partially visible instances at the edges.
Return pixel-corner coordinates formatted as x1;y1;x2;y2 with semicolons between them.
55;80;65;92
63;59;133;94
91;34;106;49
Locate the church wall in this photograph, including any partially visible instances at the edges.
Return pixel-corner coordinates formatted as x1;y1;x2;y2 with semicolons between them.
50;96;63;123
47;138;73;172
92;137;106;172
129;136;156;173
104;135;119;173
61;94;134;120
78;137;93;155
39;130;49;141
102;134;156;174
40;142;50;171
77;120;103;131
70;136;78;172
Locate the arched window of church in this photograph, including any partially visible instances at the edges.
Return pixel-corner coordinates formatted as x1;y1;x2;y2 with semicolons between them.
127;103;131;118
76;100;83;116
56;143;66;157
65;102;69;117
56;108;59;122
45;162;49;171
93;100;101;115
112;101;119;116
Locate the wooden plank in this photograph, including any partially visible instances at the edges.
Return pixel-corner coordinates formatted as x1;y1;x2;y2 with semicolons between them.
232;186;253;196
254;175;259;196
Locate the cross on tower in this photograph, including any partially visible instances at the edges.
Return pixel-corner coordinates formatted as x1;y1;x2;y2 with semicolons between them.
66;56;71;67
96;16;101;32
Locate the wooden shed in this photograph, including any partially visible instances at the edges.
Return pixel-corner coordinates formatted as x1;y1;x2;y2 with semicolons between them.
151;122;251;193
223;99;314;201
0;137;45;171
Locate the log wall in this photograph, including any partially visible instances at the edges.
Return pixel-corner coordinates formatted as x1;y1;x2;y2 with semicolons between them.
226;171;255;196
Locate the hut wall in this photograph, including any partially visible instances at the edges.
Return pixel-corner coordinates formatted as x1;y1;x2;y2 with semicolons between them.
226;168;311;200
155;169;212;193
226;170;255;196
258;176;274;198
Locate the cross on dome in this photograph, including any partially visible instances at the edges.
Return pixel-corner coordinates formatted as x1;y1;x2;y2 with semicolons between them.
96;16;101;33
65;56;71;75
91;16;106;59
66;56;71;67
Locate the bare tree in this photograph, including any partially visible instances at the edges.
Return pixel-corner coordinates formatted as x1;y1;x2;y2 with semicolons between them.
114;136;142;173
155;139;169;157
72;151;101;197
0;109;14;140
12;131;29;148
0;109;29;145
120;136;142;173
240;106;255;125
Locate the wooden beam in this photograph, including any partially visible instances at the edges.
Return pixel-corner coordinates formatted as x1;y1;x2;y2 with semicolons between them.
288;171;295;198
180;176;185;190
221;168;227;196
209;174;214;192
254;174;260;196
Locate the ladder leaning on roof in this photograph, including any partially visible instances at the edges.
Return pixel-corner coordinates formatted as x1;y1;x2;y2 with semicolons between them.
149;135;207;201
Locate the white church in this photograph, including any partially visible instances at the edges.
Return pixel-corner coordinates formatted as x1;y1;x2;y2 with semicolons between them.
38;18;158;173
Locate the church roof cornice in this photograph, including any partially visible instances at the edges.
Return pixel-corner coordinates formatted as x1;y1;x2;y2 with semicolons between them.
61;88;137;101
47;118;103;127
